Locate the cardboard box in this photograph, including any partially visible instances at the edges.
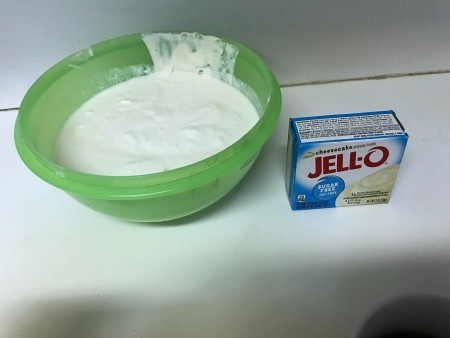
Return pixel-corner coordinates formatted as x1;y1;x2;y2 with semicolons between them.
286;111;408;210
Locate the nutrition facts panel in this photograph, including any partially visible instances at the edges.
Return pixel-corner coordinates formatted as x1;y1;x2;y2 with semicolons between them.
295;112;406;142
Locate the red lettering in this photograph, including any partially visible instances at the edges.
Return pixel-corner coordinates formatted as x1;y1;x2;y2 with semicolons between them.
307;146;389;178
323;155;336;174
308;157;323;178
364;146;389;167
349;151;362;170
336;153;350;172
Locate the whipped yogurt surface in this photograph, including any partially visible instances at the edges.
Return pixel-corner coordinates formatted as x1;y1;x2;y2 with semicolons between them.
54;33;260;176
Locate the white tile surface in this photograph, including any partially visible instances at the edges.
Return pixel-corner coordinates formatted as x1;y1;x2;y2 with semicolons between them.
2;0;450;108
2;73;450;337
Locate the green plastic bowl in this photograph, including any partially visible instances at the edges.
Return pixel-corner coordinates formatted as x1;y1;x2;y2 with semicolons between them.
14;32;281;222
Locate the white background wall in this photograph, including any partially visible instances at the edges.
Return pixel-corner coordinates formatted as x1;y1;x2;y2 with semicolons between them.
2;0;450;108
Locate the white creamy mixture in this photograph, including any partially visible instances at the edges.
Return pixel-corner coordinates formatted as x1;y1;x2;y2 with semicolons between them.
335;164;399;206
55;33;259;176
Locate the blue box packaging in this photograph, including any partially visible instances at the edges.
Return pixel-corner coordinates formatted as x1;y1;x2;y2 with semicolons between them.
286;111;408;210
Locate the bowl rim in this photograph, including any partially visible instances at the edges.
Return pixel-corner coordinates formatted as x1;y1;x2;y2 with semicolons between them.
14;32;282;200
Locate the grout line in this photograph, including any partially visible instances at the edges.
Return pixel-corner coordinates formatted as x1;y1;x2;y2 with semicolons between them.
0;107;19;112
2;69;450;111
280;69;450;88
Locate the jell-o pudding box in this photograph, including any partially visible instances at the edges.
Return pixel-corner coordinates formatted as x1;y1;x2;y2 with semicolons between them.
286;111;408;210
